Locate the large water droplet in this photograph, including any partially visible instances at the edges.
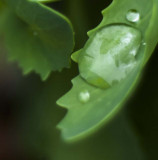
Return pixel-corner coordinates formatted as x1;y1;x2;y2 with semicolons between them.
79;90;90;103
126;9;140;23
78;25;142;89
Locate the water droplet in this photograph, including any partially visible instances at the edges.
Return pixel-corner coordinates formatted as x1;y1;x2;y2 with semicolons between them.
33;31;38;36
142;42;146;46
78;25;142;89
79;90;90;103
126;9;140;23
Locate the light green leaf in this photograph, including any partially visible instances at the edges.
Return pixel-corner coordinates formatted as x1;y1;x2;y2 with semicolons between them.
57;0;158;141
0;0;74;80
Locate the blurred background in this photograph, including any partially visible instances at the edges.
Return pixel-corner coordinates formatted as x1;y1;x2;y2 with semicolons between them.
0;0;158;159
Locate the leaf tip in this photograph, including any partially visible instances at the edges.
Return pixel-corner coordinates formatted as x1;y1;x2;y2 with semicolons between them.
71;49;82;63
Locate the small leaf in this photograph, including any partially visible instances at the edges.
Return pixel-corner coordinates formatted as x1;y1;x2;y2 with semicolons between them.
57;0;158;141
0;0;74;80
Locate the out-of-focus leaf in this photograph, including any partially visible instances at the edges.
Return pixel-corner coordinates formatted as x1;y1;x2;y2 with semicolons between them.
57;0;158;141
0;0;74;80
30;0;60;3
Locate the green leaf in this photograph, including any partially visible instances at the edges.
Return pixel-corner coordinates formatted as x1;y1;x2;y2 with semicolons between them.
29;0;61;3
57;0;158;141
0;0;74;80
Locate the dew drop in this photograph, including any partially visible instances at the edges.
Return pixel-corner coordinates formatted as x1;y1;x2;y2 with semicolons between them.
142;42;146;46
78;25;142;89
79;90;90;103
126;9;140;23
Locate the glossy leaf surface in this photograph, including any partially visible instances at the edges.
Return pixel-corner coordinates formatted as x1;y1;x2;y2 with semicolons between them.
57;0;158;141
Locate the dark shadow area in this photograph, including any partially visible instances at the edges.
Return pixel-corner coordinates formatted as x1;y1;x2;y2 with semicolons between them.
127;45;158;159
